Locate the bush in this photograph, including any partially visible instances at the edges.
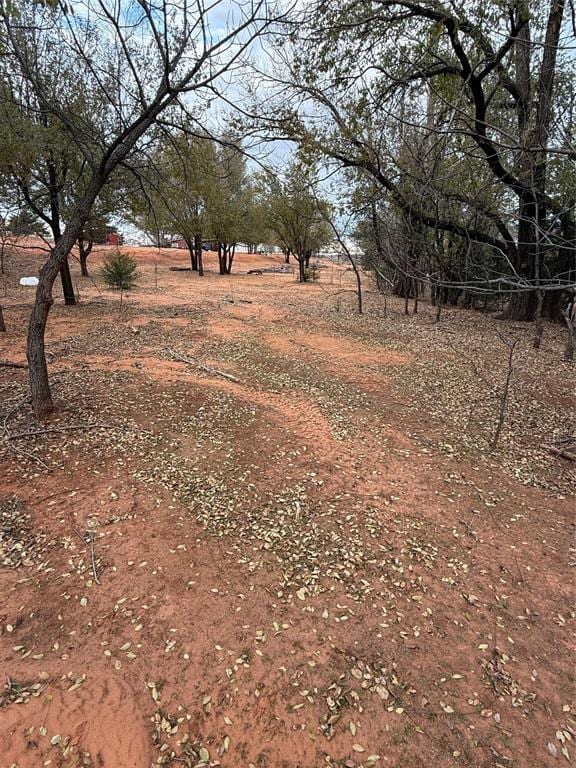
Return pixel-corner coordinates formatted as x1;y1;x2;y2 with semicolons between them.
102;250;138;290
304;265;320;282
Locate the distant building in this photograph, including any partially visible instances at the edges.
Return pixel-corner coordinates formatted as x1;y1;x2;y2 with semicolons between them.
106;231;123;246
319;239;364;262
173;238;217;251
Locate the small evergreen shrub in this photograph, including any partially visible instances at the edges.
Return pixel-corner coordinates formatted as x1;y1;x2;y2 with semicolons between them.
102;250;138;290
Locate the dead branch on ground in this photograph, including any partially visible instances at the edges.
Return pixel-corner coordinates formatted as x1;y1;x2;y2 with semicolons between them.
166;348;240;383
68;516;102;584
7;424;107;440
86;529;101;585
1;406;108;469
543;436;576;462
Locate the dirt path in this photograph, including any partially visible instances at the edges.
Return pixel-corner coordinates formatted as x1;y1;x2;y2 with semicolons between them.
0;247;574;768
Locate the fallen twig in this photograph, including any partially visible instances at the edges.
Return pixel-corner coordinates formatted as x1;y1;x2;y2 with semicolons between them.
0;361;27;369
166;348;240;383
4;440;50;470
1;395;106;468
68;516;102;585
490;333;519;451
544;445;576;462
1;394;50;469
86;529;101;585
7;424;108;440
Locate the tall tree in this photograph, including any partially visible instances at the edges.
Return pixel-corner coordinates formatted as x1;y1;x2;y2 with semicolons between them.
261;157;331;282
0;62;102;304
0;0;274;416
127;131;218;275
269;0;575;318
212;140;250;275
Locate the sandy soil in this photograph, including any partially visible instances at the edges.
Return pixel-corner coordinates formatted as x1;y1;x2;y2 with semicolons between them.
0;245;574;768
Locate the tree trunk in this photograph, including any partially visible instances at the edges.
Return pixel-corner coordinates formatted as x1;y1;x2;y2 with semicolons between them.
184;237;198;271
348;255;363;314
28;228;83;416
448;288;461;306
506;3;566;322
78;237;93;277
194;232;202;274
504;194;537;320
218;242;226;275
565;329;575;362
505;287;537;321
532;289;545;348
28;174;103;417
435;292;443;322
0;305;6;332
47;163;77;306
298;257;306;282
563;310;575;362
394;271;412;298
59;258;76;305
225;244;236;274
284;249;290;264
28;265;59;416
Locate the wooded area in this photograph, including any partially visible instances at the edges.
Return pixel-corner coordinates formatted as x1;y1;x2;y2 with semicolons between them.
0;0;573;416
0;1;574;766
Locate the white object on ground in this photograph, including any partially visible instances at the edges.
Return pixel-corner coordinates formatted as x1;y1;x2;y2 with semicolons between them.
19;277;39;287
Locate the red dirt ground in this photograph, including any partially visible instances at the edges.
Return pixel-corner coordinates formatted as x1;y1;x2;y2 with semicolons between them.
0;245;574;768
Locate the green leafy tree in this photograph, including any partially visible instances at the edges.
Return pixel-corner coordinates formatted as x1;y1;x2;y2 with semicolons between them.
127;130;218;275
6;209;48;238
211;139;251;275
261;156;331;282
0;60;106;304
0;207;48;274
241;183;269;253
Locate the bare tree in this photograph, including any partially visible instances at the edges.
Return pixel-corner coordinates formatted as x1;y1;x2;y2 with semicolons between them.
0;0;276;417
262;0;575;321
